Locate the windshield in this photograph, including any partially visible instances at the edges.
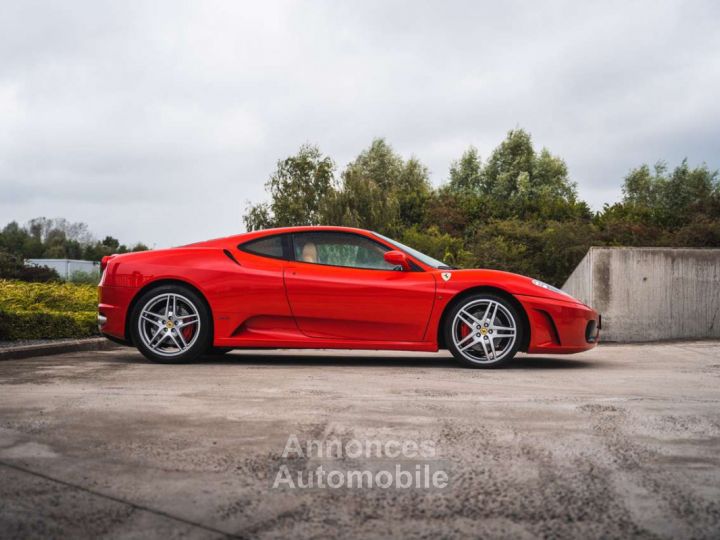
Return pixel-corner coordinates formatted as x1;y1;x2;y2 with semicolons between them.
372;232;453;270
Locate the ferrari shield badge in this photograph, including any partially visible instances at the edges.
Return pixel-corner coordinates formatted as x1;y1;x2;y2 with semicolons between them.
441;272;451;282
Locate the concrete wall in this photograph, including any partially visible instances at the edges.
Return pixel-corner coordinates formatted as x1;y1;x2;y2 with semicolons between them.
26;259;100;280
562;247;720;342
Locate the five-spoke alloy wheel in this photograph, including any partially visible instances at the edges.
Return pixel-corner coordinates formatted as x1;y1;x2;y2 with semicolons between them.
130;285;211;363
445;293;523;368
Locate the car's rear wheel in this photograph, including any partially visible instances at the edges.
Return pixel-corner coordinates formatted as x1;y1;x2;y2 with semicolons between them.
445;293;523;368
130;285;211;363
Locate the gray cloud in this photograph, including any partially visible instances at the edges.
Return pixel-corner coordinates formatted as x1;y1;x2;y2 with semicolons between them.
1;0;719;247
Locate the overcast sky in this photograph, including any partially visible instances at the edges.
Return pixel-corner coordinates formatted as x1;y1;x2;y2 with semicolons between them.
1;1;719;248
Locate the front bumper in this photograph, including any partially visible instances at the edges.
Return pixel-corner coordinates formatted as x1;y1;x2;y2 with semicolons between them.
515;294;600;354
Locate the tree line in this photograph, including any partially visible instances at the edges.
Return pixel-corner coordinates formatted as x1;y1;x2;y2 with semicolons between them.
0;218;148;281
244;129;720;286
3;129;716;285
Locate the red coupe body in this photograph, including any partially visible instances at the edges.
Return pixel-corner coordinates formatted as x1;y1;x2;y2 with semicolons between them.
98;226;599;357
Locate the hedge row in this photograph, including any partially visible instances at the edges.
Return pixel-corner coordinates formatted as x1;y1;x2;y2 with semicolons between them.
0;279;97;312
0;310;98;340
0;279;99;340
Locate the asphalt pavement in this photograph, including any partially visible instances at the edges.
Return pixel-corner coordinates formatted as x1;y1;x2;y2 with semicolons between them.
1;342;719;539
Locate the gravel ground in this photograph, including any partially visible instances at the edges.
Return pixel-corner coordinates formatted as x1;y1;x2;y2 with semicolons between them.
0;343;719;539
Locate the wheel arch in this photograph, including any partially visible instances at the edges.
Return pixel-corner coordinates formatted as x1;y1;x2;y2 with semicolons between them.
124;278;214;344
436;285;531;352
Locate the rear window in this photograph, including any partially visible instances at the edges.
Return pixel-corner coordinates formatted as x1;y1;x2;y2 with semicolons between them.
240;235;285;259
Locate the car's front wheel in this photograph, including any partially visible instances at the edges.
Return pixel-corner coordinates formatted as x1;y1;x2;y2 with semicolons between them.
445;293;523;368
130;285;211;363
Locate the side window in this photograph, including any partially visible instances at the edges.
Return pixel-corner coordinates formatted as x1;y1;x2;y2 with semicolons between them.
240;235;285;259
293;232;396;270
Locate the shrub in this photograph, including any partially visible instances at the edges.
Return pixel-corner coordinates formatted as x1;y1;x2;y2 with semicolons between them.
400;226;474;268
0;280;96;312
18;265;62;282
69;269;101;285
0;250;60;282
0;310;97;340
0;279;98;340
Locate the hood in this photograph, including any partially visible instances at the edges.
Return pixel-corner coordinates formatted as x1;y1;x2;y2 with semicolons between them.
437;268;582;305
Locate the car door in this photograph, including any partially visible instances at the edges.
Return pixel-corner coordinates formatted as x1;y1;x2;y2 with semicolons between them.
283;231;436;342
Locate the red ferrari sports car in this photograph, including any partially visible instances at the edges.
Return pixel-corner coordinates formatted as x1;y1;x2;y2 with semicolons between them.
98;226;600;367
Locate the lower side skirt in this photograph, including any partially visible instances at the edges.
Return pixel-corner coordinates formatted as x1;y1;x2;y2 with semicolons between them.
213;338;439;352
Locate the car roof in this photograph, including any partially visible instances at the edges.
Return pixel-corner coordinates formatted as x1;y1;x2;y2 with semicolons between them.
183;226;377;248
252;225;372;235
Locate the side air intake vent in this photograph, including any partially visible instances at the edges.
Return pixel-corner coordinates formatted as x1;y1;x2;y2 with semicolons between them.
223;249;241;266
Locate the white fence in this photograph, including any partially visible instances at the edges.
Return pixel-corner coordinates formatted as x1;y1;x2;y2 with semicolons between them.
25;259;100;280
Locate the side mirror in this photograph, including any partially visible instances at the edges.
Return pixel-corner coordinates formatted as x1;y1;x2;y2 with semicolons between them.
384;250;410;271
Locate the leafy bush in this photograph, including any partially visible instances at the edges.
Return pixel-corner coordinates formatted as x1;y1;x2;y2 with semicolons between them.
69;269;101;285
0;279;96;312
0;279;98;340
18;265;62;282
0;250;60;282
0;310;97;340
400;226;474;268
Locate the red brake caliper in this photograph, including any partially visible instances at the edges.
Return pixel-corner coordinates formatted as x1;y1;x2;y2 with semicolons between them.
182;325;193;342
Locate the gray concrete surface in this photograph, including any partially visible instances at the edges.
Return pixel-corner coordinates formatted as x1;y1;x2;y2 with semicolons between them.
562;247;720;342
1;344;719;539
0;337;118;360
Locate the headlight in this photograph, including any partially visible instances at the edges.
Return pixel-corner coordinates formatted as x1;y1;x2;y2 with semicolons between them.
531;279;572;297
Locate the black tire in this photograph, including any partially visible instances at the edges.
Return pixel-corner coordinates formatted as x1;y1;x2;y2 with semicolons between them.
444;293;524;368
129;284;211;363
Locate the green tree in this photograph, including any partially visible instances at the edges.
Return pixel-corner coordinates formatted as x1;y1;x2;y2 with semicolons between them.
604;159;719;232
243;203;273;232
244;144;335;231
481;129;583;220
622;163;659;207
396;158;432;228
469;219;595;285
482;129;536;203
0;222;29;254
448;146;482;192
0;218;151;263
44;229;68;258
424;188;475;237
236;129;720;286
322;139;403;234
322;139;431;234
102;236;120;250
400;226;474;268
